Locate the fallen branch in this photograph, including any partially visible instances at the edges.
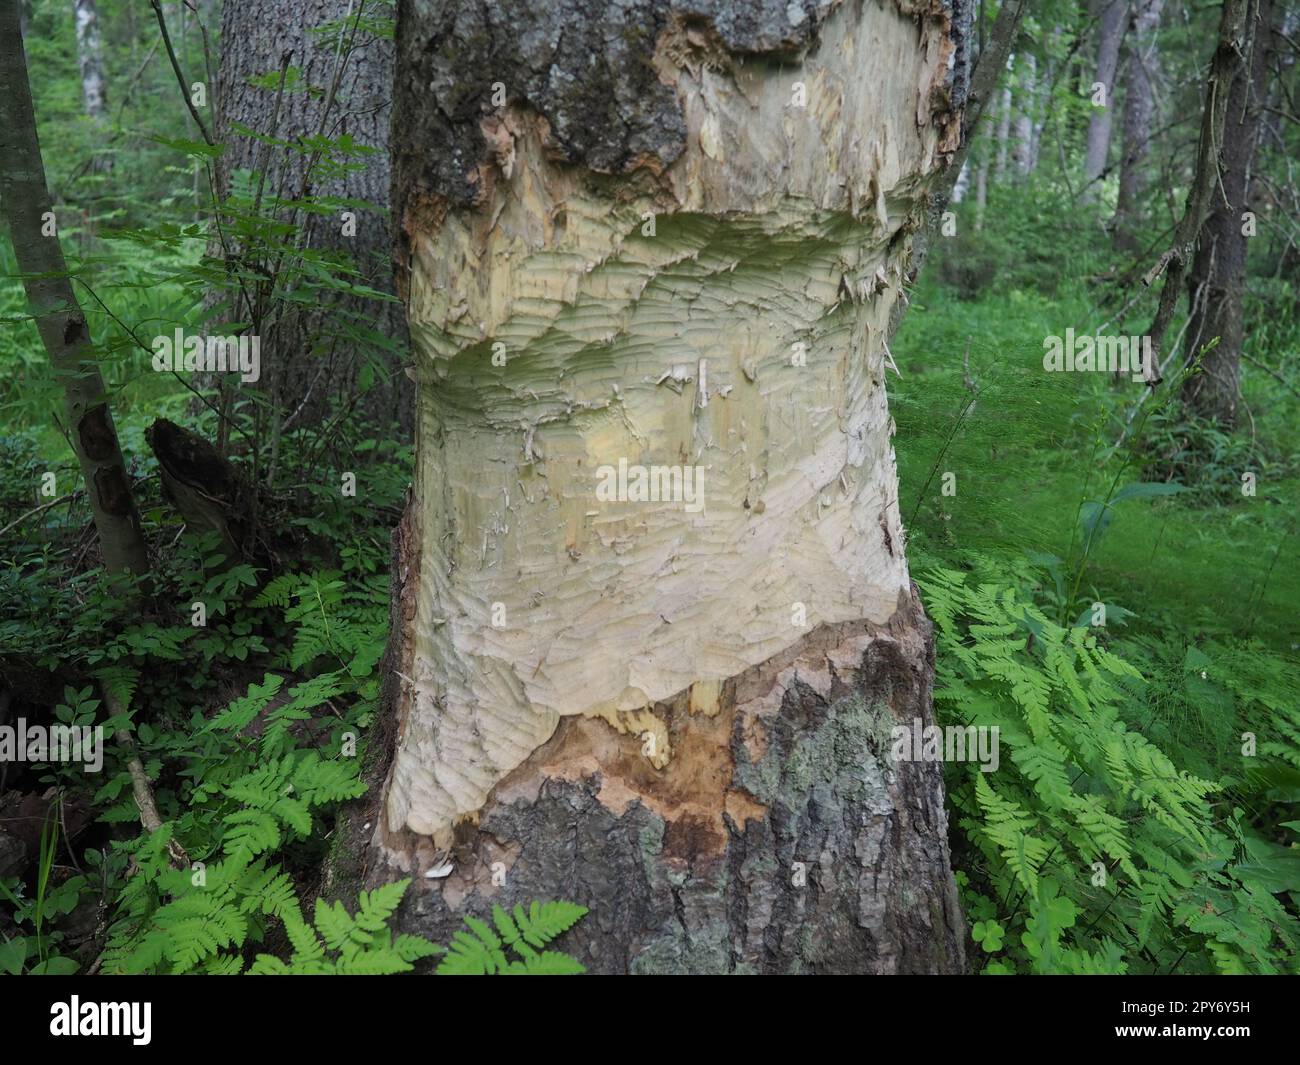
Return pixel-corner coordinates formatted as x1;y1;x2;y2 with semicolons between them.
102;688;190;869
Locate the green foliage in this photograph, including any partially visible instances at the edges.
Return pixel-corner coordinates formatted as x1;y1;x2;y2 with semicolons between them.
0;811;84;975
248;879;439;975
94;664;368;973
436;901;589;975
922;556;1300;975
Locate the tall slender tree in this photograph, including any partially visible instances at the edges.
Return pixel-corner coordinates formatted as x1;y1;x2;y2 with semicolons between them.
1083;0;1127;199
0;0;148;576
1113;0;1165;248
74;0;109;126
1181;0;1275;427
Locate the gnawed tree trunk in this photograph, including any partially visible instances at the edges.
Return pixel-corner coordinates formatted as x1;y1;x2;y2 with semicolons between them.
1112;0;1164;249
0;0;148;576
1082;0;1126;199
365;0;971;974
1180;0;1274;428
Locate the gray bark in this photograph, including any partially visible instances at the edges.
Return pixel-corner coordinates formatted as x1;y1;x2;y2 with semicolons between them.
994;76;1013;182
1181;0;1274;428
214;0;410;435
1083;0;1127;197
1013;53;1037;178
1113;0;1165;247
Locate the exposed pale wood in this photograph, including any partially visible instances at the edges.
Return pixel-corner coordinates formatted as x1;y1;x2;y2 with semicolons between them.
385;0;966;845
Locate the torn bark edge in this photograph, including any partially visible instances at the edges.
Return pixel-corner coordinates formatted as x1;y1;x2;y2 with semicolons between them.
319;489;421;900
364;583;940;879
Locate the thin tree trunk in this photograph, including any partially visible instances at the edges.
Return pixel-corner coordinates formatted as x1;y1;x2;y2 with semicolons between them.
1180;0;1274;427
1113;0;1165;249
1142;0;1250;373
952;158;971;203
357;0;976;975
74;0;108;124
1083;0;1127;198
975;147;990;227
0;0;149;576
1013;53;1037;179
994;75;1013;182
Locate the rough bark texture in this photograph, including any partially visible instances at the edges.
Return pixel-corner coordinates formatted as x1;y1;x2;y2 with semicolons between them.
1180;0;1273;428
365;0;972;974
1112;0;1164;249
0;1;149;576
386;591;965;974
214;0;411;432
1082;0;1126;197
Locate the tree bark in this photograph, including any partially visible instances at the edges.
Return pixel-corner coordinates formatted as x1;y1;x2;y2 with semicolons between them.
74;0;108;125
355;0;973;974
1082;0;1126;198
1180;0;1274;427
213;0;411;434
1012;52;1037;178
1113;0;1164;249
0;0;149;576
1141;0;1249;373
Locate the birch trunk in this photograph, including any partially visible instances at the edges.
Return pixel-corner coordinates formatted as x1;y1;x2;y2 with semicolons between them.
74;0;108;124
1013;52;1036;178
994;75;1013;182
363;0;973;974
1082;0;1126;198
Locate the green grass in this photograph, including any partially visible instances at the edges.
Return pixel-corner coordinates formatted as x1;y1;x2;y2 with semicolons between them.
892;272;1298;650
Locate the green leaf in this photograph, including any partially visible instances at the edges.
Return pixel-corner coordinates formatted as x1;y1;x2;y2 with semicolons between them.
0;937;28;975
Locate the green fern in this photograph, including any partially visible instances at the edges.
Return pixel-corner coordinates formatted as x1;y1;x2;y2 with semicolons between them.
921;556;1300;976
437;900;588;975
248;879;439;975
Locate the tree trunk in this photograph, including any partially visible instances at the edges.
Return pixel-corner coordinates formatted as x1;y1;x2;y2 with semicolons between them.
994;76;1013;182
358;0;972;975
952;157;971;203
1180;0;1274;427
74;0;108;125
213;0;410;435
0;0;149;576
975;147;990;227
1082;0;1126;199
1013;53;1037;179
1113;0;1164;249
